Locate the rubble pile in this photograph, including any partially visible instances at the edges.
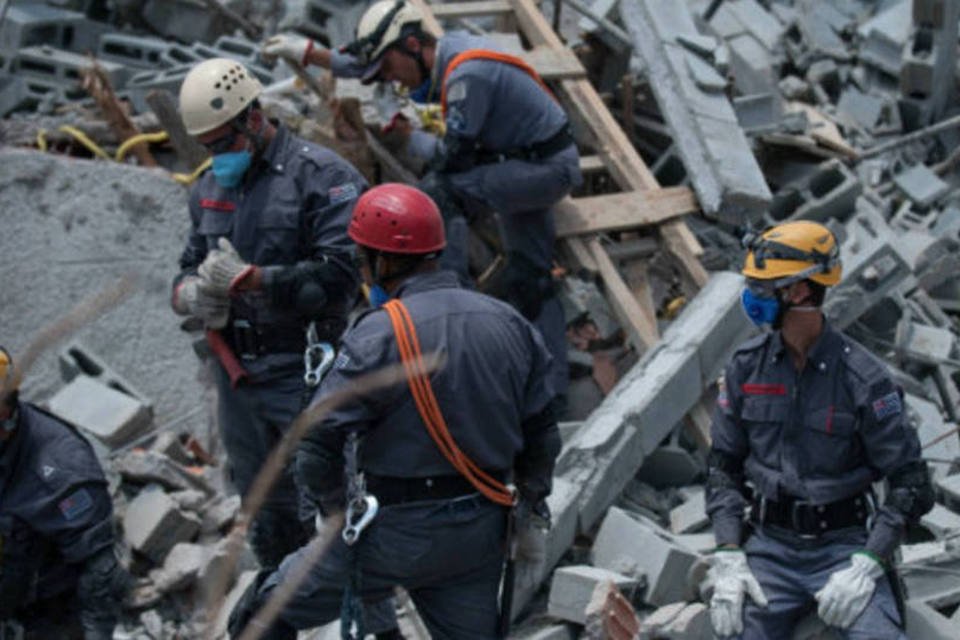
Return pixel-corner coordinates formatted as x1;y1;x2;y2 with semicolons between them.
2;0;960;639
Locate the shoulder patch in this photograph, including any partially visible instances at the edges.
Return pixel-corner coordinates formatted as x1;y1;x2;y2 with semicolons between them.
328;183;359;205
58;488;94;521
872;391;903;421
446;105;467;133
446;80;467;103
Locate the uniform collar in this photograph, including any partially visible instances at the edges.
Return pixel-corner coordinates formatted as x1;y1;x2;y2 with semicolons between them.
256;124;290;175
394;269;461;298
771;317;842;372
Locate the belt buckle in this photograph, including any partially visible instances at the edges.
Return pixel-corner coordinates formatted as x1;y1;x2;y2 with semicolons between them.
790;500;819;540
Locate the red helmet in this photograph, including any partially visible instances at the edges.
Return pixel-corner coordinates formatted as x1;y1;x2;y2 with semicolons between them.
348;183;446;254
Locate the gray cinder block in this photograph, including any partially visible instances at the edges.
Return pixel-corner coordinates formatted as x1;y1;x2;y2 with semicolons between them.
46;375;151;447
123;487;201;563
547;565;639;625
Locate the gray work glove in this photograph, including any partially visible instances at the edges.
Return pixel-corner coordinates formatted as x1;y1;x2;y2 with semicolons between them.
514;498;550;566
708;548;768;637
261;33;313;64
173;276;229;329
199;238;256;295
815;552;885;629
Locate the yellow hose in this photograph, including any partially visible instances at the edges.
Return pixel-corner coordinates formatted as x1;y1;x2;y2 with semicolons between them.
172;157;213;185
57;125;111;159
36;128;48;151
116;131;169;162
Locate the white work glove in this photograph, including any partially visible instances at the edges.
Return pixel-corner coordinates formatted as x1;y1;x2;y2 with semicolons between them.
261;33;313;64
198;238;256;295
173;276;229;329
815;552;885;629
514;499;549;566
708;549;768;637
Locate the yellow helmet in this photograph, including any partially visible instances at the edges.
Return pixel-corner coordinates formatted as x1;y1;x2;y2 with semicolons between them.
742;221;841;286
0;347;9;382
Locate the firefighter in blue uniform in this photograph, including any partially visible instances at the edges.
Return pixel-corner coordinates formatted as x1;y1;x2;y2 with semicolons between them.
705;221;934;639
228;183;561;640
0;346;129;639
262;0;581;408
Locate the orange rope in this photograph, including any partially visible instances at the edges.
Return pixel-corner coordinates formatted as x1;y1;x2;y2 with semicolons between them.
384;300;515;506
441;49;558;116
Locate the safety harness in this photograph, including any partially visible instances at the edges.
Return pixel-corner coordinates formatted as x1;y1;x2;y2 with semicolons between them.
440;49;557;116
383;299;516;507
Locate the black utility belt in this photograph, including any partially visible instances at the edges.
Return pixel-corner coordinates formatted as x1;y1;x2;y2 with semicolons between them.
225;319;306;360
366;472;507;506
474;125;574;165
751;491;872;537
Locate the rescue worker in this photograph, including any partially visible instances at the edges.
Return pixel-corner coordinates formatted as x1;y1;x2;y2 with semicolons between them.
704;221;934;639
228;183;562;639
261;0;582;407
171;57;369;571
0;346;129;639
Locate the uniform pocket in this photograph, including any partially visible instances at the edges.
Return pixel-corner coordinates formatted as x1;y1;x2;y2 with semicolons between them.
741;396;788;465
804;408;857;473
198;208;233;251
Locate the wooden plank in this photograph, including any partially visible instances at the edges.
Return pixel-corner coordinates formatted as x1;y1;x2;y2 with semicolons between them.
554;187;697;237
579;154;606;173
588;238;659;350
517;46;586;80
561;236;599;274
432;0;512;19
623;261;658;338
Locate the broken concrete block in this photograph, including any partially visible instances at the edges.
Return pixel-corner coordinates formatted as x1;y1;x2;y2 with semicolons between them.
0;74;32;117
936;473;960;512
0;2;84;52
675;532;717;555
896;321;956;367
12;46;128;102
169;489;207;513
122;65;191;114
905;600;960;639
115;449;213;494
124;486;200;563
279;0;370;48
894;165;950;208
905;394;958;481
768;159;861;224
155;542;205;592
669;488;709;534
583;580;640;640
201;494;242;534
857;0;912;76
58;341;154;413
592;507;699;606
900;0;959;123
46;375;151;447
141;0;229;44
97;33;172;70
727;33;777;95
547;565;639;625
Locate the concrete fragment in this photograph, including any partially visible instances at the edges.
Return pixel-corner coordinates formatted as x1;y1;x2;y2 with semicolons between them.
201;494;242;534
900;0;959;124
279;0;370;48
115;449;213;494
124;486;200;563
675;532;717;555
727;34;777;95
0;74;33;117
46;375;151;447
141;0;228;44
97;33;173;69
155;542;205;592
857;0;912;76
58;341;154;413
547;565;639;625
169;489;207;512
622;0;771;225
583;580;640;640
905;394;959;481
896;322;956;367
936;473;960;512
893;165;950;207
592;507;699;606
905;600;960;639
669;488;709;534
212;570;259;639
12;46;128;103
0;3;84;52
768;159;861;224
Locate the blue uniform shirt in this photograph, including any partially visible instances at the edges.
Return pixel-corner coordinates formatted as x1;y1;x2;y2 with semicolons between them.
175;125;367;377
297;270;556;502
0;403;114;607
706;322;924;558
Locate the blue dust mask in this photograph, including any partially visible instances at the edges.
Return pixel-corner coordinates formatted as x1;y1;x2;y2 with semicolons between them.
368;284;391;309
212;150;252;189
741;288;781;327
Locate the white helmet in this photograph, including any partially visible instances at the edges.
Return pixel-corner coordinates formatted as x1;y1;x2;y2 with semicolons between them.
179;58;263;136
352;0;423;70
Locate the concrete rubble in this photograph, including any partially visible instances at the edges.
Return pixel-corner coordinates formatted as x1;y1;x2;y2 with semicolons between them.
3;0;960;638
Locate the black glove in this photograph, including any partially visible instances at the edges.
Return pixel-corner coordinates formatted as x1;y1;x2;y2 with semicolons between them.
78;547;132;640
228;570;298;640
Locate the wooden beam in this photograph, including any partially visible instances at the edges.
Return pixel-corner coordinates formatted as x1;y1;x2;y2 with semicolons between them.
579;154;606;173
431;0;512;19
588;238;659;351
554;187;698;237
517;46;585;80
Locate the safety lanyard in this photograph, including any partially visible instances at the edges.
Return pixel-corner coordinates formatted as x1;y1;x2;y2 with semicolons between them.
383;299;515;506
440;49;558;117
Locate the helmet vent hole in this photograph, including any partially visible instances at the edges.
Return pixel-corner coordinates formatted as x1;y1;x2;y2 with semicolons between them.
210;97;224;110
214;82;221;89
225;85;231;91
222;75;228;80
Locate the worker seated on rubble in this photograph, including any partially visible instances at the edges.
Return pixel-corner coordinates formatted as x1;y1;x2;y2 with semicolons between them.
227;184;561;640
262;0;581;413
704;221;934;639
0;346;130;640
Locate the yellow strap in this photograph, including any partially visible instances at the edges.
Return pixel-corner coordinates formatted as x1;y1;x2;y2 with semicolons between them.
171;157;213;185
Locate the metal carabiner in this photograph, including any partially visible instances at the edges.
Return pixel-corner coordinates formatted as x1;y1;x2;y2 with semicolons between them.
342;494;379;546
304;341;335;387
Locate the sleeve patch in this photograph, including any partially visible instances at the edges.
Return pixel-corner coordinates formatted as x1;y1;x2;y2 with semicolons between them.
446;80;467;103
872;391;903;420
328;183;359;205
58;488;94;521
446;105;467;133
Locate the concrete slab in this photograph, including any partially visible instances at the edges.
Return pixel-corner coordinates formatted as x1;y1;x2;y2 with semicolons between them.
592;507;699;606
58;340;154;412
547;565;639;625
728;34;777;95
46;375;151;447
894;165;950;208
